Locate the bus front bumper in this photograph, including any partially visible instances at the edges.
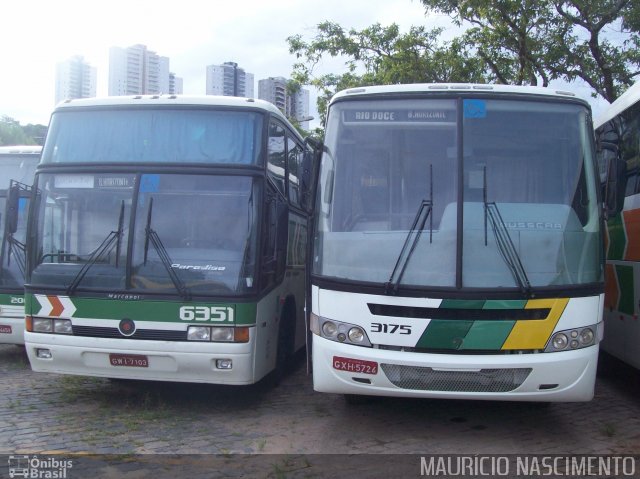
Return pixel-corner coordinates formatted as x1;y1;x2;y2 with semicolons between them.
0;313;26;345
25;332;259;385
312;336;598;402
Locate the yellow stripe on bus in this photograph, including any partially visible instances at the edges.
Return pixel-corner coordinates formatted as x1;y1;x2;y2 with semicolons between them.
501;298;569;350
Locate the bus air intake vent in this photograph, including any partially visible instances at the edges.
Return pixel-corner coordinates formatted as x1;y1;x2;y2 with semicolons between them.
380;364;532;392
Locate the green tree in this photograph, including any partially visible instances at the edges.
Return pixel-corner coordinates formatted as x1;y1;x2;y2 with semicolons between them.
0;116;46;146
420;0;640;101
287;22;485;124
288;0;639;123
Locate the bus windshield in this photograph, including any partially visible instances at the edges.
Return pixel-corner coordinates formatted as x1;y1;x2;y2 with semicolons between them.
42;108;263;165
31;173;260;296
314;97;602;290
0;154;39;288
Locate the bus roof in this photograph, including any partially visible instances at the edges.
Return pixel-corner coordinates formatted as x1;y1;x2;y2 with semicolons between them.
53;94;290;123
593;81;640;129
330;83;587;105
0;145;42;155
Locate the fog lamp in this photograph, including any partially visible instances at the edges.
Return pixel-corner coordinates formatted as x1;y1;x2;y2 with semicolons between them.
216;359;233;369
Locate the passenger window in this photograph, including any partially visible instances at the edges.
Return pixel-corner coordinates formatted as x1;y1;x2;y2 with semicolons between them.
288;135;303;208
267;122;286;196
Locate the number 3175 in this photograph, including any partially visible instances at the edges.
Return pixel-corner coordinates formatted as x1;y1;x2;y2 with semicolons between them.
371;323;411;334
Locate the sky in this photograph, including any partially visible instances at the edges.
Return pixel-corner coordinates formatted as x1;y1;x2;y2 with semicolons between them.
0;0;609;128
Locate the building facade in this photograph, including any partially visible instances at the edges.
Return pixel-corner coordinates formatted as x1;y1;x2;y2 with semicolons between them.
109;44;182;96
206;62;254;97
55;56;97;105
258;77;310;129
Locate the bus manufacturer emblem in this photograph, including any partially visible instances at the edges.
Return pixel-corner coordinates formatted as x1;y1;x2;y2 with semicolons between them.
118;318;136;337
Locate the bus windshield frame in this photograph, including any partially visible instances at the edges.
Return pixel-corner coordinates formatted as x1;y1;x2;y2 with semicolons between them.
313;94;602;294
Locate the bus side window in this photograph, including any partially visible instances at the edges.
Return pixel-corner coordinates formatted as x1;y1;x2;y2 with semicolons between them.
267;122;287;196
287;135;303;208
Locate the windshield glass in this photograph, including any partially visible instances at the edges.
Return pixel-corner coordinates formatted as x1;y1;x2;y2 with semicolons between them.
31;173;259;296
42;108;263;165
0;155;39;189
0;154;39;289
314;99;458;286
314;96;601;290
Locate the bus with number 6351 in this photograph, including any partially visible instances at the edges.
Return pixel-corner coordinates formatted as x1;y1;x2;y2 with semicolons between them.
22;95;316;384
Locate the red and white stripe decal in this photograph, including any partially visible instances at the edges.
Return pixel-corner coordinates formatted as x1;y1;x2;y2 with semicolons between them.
35;295;77;318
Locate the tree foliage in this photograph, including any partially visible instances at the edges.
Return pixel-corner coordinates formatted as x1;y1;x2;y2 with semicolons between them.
0;116;46;146
288;0;640;124
421;0;640;101
287;22;485;124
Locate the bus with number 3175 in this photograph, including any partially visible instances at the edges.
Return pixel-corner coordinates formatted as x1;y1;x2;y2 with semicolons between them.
310;84;605;402
22;95;316;385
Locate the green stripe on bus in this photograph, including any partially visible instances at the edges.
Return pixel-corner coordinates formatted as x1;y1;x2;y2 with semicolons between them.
25;294;257;325
0;293;21;306
616;265;635;316
607;215;626;261
417;320;473;350
460;321;515;350
482;300;527;309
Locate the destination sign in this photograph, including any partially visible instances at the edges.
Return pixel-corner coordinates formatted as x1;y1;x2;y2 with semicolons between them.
344;109;456;123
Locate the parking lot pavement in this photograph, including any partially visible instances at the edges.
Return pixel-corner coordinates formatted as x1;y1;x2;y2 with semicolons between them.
1;343;640;475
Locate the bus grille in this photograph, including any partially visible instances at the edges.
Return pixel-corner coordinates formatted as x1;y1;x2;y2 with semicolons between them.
72;326;187;341
380;364;532;392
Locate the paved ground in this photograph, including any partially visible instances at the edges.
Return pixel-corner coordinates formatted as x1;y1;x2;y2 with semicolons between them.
1;344;639;477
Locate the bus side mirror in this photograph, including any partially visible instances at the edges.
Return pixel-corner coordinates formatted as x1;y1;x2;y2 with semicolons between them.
301;137;321;214
602;144;627;218
4;184;21;235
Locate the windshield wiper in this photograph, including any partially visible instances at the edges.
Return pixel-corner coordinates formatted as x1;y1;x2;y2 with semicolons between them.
143;197;191;301
385;165;433;295
483;167;532;296
67;200;125;295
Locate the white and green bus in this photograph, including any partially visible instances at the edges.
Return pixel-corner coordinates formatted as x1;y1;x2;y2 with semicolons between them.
594;81;640;369
23;95;314;384
0;145;40;345
310;84;604;402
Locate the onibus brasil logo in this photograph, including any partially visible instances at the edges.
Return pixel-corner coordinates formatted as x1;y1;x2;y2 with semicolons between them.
8;455;73;478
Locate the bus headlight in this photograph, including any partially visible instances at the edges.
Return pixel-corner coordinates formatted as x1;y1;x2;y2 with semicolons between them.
187;326;211;341
33;318;53;333
210;327;234;342
322;321;338;338
348;327;365;343
311;315;372;348
30;318;73;334
546;325;597;352
53;319;73;334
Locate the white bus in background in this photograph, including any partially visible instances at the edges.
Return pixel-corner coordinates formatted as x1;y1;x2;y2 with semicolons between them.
0;145;40;345
594;80;640;369
310;84;604;402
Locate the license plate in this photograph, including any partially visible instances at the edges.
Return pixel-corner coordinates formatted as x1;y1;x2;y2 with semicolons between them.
333;356;378;375
109;353;149;368
0;325;11;334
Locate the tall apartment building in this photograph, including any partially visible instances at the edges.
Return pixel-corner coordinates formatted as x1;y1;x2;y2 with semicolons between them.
109;44;183;96
206;62;254;97
54;56;97;105
258;77;310;129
